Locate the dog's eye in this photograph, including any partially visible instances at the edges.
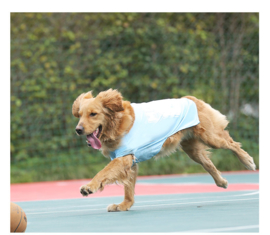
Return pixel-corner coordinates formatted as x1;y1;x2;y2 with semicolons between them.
90;113;97;117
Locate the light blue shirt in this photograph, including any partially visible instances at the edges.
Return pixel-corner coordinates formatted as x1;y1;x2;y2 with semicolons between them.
109;98;200;163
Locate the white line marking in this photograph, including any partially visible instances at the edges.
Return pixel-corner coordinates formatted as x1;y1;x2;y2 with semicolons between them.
137;182;259;185
133;197;259;209
23;190;259;211
233;191;259;196
180;224;259;233
24;204;103;211
26;197;258;215
137;182;214;185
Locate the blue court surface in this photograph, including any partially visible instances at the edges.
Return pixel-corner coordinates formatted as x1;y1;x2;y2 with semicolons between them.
15;172;259;233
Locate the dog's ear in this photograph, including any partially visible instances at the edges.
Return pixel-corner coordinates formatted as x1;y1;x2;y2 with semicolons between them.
96;89;124;112
72;91;93;117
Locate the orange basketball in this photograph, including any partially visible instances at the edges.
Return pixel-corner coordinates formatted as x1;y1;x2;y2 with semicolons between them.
10;202;27;232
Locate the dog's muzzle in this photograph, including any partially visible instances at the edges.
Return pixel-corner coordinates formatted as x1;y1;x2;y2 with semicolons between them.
76;125;84;135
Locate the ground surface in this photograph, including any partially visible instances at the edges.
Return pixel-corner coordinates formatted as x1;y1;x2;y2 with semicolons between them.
11;171;259;233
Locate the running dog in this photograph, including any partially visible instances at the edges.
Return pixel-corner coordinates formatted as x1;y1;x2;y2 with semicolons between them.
72;89;256;212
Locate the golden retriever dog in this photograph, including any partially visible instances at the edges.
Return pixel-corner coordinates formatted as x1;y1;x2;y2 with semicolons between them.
72;89;256;212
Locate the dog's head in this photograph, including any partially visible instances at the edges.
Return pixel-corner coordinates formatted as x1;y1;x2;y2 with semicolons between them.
72;89;124;149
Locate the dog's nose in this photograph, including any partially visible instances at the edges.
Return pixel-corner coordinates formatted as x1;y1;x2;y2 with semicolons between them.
76;126;84;135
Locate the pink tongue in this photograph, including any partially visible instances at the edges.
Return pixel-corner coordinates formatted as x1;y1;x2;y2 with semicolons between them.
87;134;102;149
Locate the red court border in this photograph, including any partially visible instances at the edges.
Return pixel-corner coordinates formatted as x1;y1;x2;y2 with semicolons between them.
10;171;259;202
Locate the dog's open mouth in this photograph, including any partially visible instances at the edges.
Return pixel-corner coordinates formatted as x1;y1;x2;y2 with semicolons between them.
86;125;102;150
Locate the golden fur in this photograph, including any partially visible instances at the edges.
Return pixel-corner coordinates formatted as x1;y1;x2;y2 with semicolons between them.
72;89;256;212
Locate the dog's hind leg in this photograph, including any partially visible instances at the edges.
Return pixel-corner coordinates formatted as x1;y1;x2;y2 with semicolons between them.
194;125;256;171
181;138;228;188
185;96;256;171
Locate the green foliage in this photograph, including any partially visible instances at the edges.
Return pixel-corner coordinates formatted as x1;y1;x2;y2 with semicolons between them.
11;13;259;183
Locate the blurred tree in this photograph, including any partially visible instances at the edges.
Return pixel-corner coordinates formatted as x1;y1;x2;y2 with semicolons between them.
11;13;259;182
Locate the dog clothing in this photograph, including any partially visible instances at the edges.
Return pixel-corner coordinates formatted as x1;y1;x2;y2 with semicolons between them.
109;98;200;163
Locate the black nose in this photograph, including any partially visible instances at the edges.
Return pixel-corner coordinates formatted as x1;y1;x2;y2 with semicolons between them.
76;126;84;135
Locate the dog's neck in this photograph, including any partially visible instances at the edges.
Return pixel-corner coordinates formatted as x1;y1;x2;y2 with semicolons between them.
100;101;135;152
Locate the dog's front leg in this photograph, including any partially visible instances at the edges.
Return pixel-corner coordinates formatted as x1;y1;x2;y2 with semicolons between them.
107;162;138;212
80;154;137;211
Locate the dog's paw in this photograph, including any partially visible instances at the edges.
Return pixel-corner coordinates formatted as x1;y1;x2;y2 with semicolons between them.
107;203;131;212
107;204;121;212
80;185;93;196
216;178;228;189
245;156;256;171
